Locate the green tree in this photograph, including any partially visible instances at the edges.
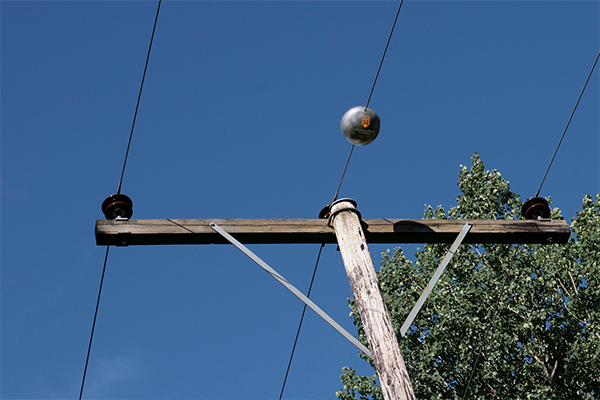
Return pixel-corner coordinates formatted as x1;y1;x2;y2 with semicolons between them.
337;154;600;399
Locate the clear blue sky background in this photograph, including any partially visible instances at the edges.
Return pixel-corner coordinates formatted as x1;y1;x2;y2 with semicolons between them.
2;1;598;399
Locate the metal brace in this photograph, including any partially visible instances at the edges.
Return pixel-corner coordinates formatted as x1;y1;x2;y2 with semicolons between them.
398;221;473;339
209;222;372;358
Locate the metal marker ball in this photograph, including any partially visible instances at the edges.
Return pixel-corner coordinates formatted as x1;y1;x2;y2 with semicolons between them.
340;106;380;146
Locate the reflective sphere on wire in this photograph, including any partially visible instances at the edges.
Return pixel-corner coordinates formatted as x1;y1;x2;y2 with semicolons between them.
340;106;380;146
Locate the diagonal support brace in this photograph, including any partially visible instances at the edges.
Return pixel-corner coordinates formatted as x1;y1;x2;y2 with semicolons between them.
209;221;372;358
398;222;473;338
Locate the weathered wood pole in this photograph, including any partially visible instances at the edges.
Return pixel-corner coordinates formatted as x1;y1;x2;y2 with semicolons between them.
330;199;415;400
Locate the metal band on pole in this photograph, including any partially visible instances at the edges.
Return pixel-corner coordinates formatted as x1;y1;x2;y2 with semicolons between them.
209;222;372;358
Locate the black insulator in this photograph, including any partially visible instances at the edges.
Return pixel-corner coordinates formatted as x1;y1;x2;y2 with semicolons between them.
319;204;331;219
521;197;551;220
102;194;133;219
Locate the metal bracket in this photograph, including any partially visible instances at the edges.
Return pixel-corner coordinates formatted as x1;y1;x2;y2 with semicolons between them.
327;198;362;228
398;221;473;339
116;231;131;247
209;221;372;358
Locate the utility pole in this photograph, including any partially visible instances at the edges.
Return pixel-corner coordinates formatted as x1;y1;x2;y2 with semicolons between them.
95;202;569;399
329;199;415;400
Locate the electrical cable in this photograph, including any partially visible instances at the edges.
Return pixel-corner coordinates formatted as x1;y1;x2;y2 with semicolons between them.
286;12;408;378
333;0;404;201
535;50;600;197
461;245;517;399
117;0;163;194
79;246;110;400
332;145;355;203
81;2;162;397
278;244;326;400
365;0;404;110
286;5;405;396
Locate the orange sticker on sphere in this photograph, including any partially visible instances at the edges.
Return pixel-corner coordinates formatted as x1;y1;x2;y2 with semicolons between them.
361;115;370;128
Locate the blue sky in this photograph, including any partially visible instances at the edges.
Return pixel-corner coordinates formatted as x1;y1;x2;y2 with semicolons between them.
2;1;598;399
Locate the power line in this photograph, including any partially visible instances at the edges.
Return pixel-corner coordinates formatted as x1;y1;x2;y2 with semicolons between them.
81;2;163;398
281;0;408;377
332;145;355;203
332;0;405;203
278;244;326;400
461;245;517;399
79;246;110;400
365;0;405;110
117;0;163;194
535;50;600;197
288;3;405;396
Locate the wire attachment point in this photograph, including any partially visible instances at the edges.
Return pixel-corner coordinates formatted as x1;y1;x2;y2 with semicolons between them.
102;194;133;220
521;197;550;220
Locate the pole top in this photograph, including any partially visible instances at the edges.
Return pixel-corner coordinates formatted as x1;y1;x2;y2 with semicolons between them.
331;198;357;208
329;198;362;227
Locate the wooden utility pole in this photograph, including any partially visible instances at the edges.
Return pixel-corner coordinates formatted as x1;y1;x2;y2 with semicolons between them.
329;199;416;400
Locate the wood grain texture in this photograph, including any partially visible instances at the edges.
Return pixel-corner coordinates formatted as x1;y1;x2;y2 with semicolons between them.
330;200;416;400
95;218;570;246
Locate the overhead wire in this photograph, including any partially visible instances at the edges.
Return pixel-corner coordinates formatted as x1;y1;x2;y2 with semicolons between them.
535;50;600;197
461;245;517;399
456;49;600;400
332;145;355;203
79;246;110;400
365;0;405;111
278;244;326;400
85;1;594;396
278;2;406;397
463;44;600;400
80;2;162;398
117;0;163;194
332;0;405;202
94;0;404;395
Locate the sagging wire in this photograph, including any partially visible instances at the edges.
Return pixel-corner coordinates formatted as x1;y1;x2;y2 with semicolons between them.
117;0;163;194
81;2;162;398
332;145;355;203
332;0;405;203
281;2;406;395
535;50;600;198
278;244;326;400
79;247;110;400
461;245;518;399
365;0;405;111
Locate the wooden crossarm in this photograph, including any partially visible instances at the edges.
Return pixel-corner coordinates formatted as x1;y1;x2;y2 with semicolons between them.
95;218;570;246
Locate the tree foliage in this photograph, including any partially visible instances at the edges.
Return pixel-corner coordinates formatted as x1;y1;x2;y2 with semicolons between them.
337;154;600;399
